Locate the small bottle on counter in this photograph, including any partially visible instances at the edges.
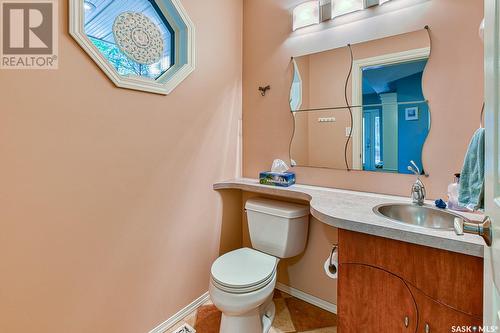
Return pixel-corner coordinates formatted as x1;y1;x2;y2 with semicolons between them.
447;173;468;211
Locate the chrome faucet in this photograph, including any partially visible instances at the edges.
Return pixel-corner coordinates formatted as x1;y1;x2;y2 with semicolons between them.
408;161;426;206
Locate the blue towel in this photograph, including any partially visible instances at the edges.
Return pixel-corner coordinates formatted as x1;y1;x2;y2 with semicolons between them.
458;128;485;211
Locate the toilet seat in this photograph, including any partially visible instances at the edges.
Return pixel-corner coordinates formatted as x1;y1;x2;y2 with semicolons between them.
211;248;278;294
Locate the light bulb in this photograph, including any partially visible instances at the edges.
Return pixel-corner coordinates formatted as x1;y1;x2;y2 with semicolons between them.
293;1;320;31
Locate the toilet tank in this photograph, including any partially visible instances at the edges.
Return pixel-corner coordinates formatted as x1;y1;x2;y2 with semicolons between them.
245;197;309;258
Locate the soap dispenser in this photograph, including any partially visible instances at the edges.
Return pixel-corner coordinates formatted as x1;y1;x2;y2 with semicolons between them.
447;173;467;211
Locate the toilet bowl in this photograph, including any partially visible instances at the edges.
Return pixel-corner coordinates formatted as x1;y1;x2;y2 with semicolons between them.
209;248;278;333
209;198;309;333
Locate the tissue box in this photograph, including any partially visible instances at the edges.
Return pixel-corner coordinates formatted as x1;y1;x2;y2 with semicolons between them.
259;171;296;187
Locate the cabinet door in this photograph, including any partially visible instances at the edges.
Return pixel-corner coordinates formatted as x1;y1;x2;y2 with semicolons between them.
339;263;417;333
409;285;483;333
338;229;483;317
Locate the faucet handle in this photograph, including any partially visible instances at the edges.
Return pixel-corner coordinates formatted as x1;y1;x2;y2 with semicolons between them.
410;160;420;174
408;160;421;176
407;165;417;175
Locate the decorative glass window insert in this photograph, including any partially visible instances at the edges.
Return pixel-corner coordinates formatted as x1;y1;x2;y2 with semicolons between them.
70;0;195;95
331;0;364;18
84;0;175;80
84;0;174;80
292;1;320;31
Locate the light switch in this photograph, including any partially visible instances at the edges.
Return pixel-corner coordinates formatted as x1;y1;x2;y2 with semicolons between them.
346;127;352;137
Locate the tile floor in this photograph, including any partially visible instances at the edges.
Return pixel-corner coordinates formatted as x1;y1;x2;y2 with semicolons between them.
166;290;338;333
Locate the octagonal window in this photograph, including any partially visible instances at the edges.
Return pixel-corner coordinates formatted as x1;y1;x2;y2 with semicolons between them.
70;0;195;94
84;0;174;80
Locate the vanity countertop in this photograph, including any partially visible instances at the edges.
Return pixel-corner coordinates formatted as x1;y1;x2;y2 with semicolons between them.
213;178;485;258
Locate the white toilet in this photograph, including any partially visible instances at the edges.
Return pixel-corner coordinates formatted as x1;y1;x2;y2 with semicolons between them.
209;197;310;333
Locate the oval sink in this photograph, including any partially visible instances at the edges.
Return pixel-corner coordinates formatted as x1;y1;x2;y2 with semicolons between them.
373;203;468;230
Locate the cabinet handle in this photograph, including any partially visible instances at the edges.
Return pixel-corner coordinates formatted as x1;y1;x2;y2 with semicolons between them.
404;316;409;328
425;323;430;333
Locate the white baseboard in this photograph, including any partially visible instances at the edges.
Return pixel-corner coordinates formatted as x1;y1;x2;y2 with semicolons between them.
275;282;337;314
148;284;336;333
148;292;210;333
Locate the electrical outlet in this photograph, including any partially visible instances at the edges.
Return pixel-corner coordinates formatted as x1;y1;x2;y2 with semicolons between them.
318;117;336;123
172;323;196;333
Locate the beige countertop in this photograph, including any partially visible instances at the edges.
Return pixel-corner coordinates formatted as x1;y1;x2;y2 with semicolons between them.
213;178;485;258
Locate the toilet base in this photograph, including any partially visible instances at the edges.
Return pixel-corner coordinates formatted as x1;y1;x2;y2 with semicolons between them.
219;298;275;333
209;257;278;333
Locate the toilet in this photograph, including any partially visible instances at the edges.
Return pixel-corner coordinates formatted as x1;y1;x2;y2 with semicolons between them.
209;197;310;333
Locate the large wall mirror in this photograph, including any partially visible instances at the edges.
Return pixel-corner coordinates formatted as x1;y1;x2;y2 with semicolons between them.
289;29;430;175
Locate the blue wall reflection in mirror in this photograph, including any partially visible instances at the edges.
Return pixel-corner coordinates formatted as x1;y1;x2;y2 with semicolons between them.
362;59;429;174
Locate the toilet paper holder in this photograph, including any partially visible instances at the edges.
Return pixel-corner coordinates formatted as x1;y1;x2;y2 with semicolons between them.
327;244;338;275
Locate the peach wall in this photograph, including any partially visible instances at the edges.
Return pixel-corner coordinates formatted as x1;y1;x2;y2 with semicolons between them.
306;109;352;169
243;0;484;199
243;0;483;306
0;1;242;332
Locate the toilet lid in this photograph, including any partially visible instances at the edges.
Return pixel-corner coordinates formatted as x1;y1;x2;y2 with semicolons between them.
211;248;277;292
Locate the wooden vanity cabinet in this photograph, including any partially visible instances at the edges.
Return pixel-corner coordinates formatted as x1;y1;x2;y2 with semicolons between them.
339;264;418;332
338;229;483;333
409;285;483;333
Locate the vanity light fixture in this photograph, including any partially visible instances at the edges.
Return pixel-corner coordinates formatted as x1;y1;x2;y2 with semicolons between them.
320;0;332;21
331;0;364;18
293;0;395;31
365;0;379;7
292;1;320;31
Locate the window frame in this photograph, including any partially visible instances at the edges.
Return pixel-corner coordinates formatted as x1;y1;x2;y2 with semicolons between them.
69;0;195;95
